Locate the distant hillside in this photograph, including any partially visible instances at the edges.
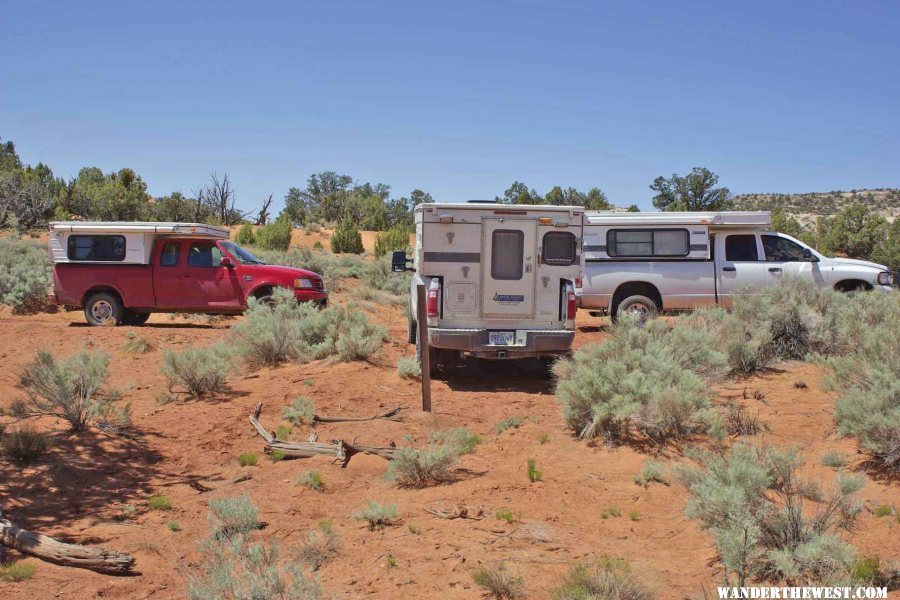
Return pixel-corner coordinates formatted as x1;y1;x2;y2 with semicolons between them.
732;188;900;227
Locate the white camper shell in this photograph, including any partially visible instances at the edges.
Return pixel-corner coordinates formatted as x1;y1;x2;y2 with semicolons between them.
48;221;230;264
400;203;583;371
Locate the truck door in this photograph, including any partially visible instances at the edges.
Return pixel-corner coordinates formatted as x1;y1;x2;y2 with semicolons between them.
760;233;826;286
715;232;769;307
481;217;537;318
153;240;185;308
182;241;243;309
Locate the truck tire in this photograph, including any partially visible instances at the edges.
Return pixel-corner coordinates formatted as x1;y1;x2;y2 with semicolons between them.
84;292;123;326
407;315;417;345
122;310;150;326
615;294;658;323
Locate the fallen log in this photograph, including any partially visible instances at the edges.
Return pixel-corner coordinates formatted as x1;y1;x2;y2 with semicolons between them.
249;403;397;467
313;406;402;423
0;507;135;574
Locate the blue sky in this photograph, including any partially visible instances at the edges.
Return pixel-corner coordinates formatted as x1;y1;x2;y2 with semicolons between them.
2;0;898;211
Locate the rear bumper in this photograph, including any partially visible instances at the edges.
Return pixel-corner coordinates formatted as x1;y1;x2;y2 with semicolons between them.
428;328;575;359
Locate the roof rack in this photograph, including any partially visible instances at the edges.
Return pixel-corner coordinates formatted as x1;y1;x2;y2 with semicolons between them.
584;211;771;227
49;221;230;239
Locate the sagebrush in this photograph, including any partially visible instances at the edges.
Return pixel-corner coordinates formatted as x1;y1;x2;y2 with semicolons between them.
551;557;655;600
162;345;232;399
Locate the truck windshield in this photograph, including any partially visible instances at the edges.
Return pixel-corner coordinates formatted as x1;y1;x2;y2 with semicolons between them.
221;242;265;265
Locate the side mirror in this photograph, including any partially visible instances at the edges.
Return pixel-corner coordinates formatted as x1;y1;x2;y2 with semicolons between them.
391;251;412;272
220;256;235;268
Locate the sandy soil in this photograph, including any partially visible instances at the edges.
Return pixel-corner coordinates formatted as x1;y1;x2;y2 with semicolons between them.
0;288;898;599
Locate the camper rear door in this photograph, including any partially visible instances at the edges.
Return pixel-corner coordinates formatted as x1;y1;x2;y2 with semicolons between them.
481;218;537;318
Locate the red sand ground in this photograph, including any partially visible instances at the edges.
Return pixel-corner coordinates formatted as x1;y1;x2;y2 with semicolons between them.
0;283;897;599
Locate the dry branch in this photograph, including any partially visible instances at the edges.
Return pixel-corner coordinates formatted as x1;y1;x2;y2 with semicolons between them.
0;506;135;574
313;406;402;423
249;403;397;466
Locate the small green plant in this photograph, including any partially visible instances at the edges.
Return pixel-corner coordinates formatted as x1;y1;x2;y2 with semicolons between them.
873;504;895;518
353;500;399;530
496;416;523;435
235;223;256;245
123;331;153;353
629;510;640;521
634;460;667;486
820;450;848;468
537;433;550;445
551;558;654;600
269;449;286;462
472;563;525;599
303;378;313;386
386;554;397;568
387;443;461;488
397;356;421;380
429;427;481;454
495;509;518;524
283;397;315;425
208;495;260;537
167;520;182;532
161;345;232;399
148;494;173;511
0;560;37;582
298;520;341;570
275;423;292;441
0;424;49;463
297;470;324;492
408;524;421;535
527;459;542;483
238;452;258;467
601;506;621;519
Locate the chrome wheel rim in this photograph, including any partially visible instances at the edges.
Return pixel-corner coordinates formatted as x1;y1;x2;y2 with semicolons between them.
91;300;114;323
627;303;651;319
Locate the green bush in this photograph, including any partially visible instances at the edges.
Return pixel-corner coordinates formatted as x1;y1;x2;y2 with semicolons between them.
363;256;410;297
296;470;324;492
0;236;52;313
674;443;863;585
298;521;340;570
374;224;410;257
472;563;525;599
331;219;364;254
1;424;50;463
208;495;260;537
123;331;152;353
161;345;232;399
527;459;542;483
551;558;655;600
255;216;292;251
235;223;256;245
283;397;315;425
237;452;258;467
429;427;480;454
634;460;667;486
397;357;421;380
148;495;173;511
352;500;398;530
8;350;114;431
496;416;523;435
387;442;462;488
0;560;37;582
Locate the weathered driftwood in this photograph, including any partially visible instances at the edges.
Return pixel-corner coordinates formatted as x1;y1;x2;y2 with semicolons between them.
0;507;135;574
313;406;402;423
249;403;397;466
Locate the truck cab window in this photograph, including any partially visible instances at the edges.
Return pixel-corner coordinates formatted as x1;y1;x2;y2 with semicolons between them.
187;242;224;267
491;230;524;280
725;234;759;261
542;232;576;265
762;235;806;261
160;242;181;266
67;235;126;261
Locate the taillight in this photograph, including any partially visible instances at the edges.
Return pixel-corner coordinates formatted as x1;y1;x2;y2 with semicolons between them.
427;286;440;317
575;277;582;289
567;289;577;320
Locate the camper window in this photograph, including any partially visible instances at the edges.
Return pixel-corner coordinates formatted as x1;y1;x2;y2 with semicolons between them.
607;229;689;258
725;234;759;261
491;230;524;280
67;235;126;261
542;232;576;265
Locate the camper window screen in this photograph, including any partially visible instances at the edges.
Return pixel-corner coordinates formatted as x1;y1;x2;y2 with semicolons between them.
607;229;689;257
543;232;576;265
491;230;524;280
67;235;126;261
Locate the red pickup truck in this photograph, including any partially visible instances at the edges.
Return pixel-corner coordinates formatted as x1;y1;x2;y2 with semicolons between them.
48;222;327;326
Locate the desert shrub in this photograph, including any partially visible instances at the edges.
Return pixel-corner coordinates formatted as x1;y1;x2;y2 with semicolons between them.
397;356;421;380
123;331;152;353
496;416;523;434
0;560;37;582
363;256;411;296
634;460;667;486
673;443;863;585
387;442;461;488
551;557;655;600
238;452;258;467
373;224;411;257
430;427;481;454
298;521;340;570
167;520;182;532
208;495;260;537
331;219;364;254
352;500;398;530
849;556;900;588
554;317;725;443
296;470;324;492
8;350;115;431
148;495;173;511
527;459;542;483
725;403;767;436
820;450;847;469
161;345;232;399
1;424;50;463
275;424;292;441
235;223;255;245
495;509;517;524
255;216;292;251
282;397;315;425
472;563;525;599
334;314;387;361
269;449;286;462
188;496;321;600
0;236;52;313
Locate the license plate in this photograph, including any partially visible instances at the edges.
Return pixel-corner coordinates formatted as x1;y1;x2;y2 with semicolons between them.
488;331;515;346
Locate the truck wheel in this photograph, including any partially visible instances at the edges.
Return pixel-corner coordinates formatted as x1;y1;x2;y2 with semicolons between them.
84;292;123;326
615;295;658;323
122;310;150;326
407;315;417;345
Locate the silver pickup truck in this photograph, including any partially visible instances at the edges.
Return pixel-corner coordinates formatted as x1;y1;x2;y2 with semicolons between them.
577;211;895;319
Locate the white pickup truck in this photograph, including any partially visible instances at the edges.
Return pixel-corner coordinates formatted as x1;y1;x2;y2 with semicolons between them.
577;211;895;319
